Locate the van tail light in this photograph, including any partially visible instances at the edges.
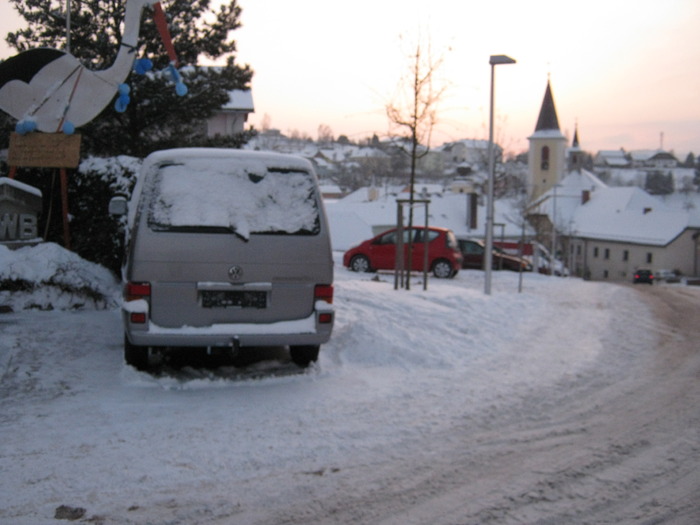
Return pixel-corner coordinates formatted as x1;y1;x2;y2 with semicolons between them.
125;282;151;324
130;312;147;324
126;282;151;301
314;284;334;304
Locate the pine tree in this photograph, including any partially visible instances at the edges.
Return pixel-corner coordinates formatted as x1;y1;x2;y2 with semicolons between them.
4;0;254;156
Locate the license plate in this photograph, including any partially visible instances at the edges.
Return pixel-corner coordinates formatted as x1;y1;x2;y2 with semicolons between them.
201;290;267;309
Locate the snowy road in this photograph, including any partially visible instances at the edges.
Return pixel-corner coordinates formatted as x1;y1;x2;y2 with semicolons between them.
1;268;699;524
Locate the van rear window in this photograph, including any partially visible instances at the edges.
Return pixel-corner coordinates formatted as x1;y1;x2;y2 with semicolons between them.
146;159;320;239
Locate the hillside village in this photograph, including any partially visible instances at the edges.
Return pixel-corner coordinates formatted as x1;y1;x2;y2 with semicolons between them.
229;83;700;282
1;82;698;284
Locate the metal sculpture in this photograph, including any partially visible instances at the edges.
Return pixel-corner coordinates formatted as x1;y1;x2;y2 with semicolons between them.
0;0;185;134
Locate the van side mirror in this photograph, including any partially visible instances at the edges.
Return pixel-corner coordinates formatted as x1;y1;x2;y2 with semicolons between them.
109;196;128;216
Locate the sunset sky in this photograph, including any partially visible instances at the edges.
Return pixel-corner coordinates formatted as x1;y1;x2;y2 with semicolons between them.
1;0;698;157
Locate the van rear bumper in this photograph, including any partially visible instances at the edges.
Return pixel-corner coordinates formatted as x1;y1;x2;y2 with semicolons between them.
125;309;333;349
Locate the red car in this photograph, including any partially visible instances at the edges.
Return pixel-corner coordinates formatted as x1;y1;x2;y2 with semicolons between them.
343;226;462;278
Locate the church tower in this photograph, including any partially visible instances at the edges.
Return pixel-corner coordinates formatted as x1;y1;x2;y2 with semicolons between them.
528;81;567;199
568;125;584;172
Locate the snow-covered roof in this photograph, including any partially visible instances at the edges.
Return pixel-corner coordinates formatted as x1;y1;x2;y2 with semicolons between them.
440;139;490;151
572;187;689;245
595;150;629;167
529;169;692;246
530;169;607;227
350;147;389;159
0;176;42;198
597;150;627;159
560;169;608;193
221;89;254;111
528;129;566;140
628;149;675;162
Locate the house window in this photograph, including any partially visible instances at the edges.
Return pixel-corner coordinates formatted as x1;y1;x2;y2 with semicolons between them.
623;250;629;261
603;270;609;279
593;247;599;258
646;252;653;264
541;146;550;170
604;248;610;260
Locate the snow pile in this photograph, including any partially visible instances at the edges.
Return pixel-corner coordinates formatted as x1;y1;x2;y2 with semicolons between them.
0;243;119;311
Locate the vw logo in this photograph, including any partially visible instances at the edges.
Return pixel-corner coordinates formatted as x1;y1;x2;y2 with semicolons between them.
228;265;243;281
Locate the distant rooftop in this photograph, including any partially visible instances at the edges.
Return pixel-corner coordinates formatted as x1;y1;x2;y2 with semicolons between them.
221;89;254;111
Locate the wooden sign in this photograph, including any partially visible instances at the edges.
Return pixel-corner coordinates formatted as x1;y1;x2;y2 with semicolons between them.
8;133;81;168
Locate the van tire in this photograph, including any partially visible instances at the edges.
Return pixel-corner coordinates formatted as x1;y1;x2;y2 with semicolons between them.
350;255;372;273
290;345;320;367
124;335;149;370
432;259;454;279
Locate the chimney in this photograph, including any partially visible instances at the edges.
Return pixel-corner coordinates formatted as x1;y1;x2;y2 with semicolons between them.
581;190;590;204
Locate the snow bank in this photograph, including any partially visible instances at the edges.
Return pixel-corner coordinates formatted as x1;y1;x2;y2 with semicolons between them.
0;243;119;311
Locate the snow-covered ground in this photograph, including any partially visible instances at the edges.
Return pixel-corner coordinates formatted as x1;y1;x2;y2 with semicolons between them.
1;244;700;524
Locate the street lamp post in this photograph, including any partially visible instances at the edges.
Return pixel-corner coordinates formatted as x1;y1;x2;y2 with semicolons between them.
484;54;516;295
551;183;558;276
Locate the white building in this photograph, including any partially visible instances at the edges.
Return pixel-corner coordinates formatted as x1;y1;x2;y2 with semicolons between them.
526;82;700;280
206;89;254;137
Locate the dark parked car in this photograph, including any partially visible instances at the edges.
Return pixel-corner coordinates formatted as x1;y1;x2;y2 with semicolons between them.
458;239;533;272
633;268;654;284
343;226;462;278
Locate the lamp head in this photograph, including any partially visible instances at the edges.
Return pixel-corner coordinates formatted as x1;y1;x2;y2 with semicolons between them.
489;55;516;65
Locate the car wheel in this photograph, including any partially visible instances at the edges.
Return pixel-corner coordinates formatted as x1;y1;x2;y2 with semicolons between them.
432;259;454;279
290;345;320;368
350;254;372;273
124;335;149;370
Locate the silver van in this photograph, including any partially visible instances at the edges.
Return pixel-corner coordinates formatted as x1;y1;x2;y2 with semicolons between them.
110;148;334;369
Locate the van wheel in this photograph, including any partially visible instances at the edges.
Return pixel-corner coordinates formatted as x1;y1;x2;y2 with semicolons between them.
290;345;320;368
432;259;454;279
350;255;371;273
124;335;149;370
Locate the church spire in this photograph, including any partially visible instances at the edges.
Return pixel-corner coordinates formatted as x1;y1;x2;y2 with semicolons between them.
568;123;584;172
572;125;580;148
535;81;560;132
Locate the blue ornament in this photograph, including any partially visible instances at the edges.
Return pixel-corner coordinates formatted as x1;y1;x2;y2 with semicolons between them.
114;83;131;112
134;58;153;75
15;120;37;134
62;121;75;134
168;63;188;96
115;94;130;113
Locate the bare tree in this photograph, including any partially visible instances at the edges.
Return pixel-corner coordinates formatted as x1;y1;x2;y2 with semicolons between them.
260;113;272;133
317;124;334;145
386;38;447;287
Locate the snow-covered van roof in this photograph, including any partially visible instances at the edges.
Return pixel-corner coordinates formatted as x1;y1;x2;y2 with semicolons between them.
128;149;318;237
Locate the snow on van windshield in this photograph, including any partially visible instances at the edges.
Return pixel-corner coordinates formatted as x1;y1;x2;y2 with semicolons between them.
147;159;319;239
